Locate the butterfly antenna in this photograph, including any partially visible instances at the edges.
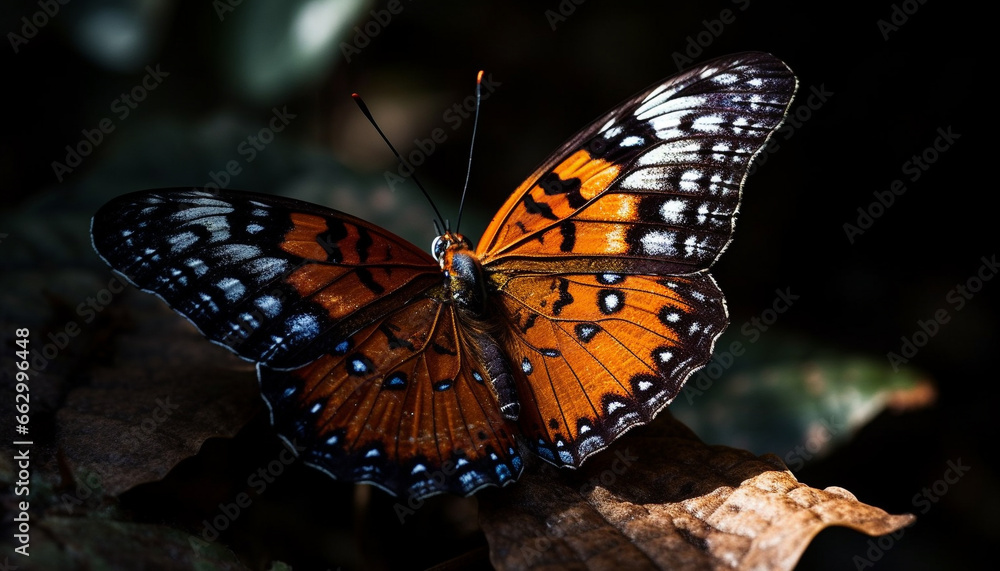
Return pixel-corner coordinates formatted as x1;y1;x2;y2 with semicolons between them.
454;70;484;235
352;93;447;232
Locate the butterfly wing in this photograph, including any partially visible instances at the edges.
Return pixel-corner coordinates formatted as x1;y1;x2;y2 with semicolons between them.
91;189;521;498
92;189;441;369
260;298;522;499
478;52;796;275
476;53;797;466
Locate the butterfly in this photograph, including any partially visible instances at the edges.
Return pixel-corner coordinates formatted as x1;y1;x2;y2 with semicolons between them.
91;52;796;501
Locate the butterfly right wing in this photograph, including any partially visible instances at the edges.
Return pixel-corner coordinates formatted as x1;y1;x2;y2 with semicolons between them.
91;189;441;370
477;52;797;276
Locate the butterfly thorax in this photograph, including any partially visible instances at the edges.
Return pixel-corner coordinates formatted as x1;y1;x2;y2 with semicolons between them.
432;231;488;316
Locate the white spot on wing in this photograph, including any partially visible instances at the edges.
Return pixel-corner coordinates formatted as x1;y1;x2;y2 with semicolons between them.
248;257;288;281
213;244;261;263
255;295;282;318
171;206;234;222
215;277;245;302
641;231;677;256
660;199;686;223
287;313;320;338
169;231;198;253
185;258;208;276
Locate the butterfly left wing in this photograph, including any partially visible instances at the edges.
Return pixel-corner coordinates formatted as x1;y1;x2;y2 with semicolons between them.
92;189;522;499
260;297;523;500
476;53;797;467
91;189;441;369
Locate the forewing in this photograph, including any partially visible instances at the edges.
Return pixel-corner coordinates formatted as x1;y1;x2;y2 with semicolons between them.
493;272;727;467
260;297;523;499
477;52;796;276
91;189;440;369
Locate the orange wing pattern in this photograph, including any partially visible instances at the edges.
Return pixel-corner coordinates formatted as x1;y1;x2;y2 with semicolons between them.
491;272;727;465
259;297;522;499
477;52;796;467
479;53;797;276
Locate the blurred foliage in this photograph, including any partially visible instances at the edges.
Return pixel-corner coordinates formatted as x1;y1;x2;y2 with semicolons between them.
671;331;935;463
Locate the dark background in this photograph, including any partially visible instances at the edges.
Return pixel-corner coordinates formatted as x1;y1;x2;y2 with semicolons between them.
1;0;992;569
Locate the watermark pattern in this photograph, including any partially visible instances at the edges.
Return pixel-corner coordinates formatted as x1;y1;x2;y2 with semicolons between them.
119;396;181;451
340;0;412;63
783;415;846;471
382;74;502;191
518;448;638;565
683;287;800;403
544;0;588;31
188;440;305;551
29;276;127;372
213;0;244;21
877;0;929;40
747;83;833;176
7;0;71;54
10;327;32;558
56;469;107;513
196;106;297;195
843;125;960;244
852;457;969;569
51;64;170;182
672;0;751;71
887;254;996;371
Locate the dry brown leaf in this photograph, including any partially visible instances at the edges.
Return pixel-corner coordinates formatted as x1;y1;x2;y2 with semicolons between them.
479;412;913;570
56;293;261;496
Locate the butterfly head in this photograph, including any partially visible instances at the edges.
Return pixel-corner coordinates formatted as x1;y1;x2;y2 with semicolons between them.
431;231;474;265
431;231;488;313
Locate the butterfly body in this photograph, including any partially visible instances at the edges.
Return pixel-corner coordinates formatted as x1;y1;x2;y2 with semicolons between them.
92;52;797;500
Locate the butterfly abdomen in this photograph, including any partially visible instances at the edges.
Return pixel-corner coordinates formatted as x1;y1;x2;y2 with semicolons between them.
433;231;523;421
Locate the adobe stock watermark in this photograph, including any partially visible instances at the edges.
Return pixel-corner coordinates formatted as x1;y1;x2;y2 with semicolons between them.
543;0;588;31
682;287;800;403
7;0;71;54
189;440;305;552
672;0;751;71
747;83;834;176
196;106;296;195
212;0;244;21
887;254;996;371
29;275;128;372
783;415;846;471
340;0;413;63
877;0;929;41
57;469;107;512
519;448;638;565
843;125;960;244
118;396;180;451
51;64;170;182
382;73;502;191
852;457;970;569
